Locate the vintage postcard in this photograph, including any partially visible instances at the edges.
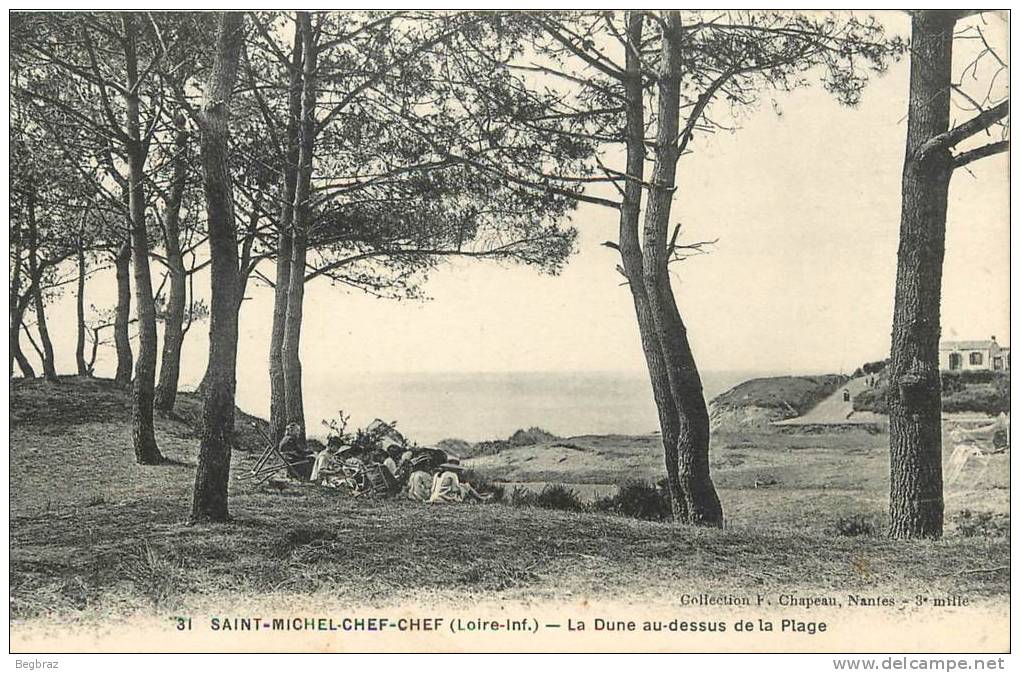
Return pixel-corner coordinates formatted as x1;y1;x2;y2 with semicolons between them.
7;8;1010;658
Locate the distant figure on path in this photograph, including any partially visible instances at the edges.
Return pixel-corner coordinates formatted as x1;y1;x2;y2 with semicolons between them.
843;389;851;402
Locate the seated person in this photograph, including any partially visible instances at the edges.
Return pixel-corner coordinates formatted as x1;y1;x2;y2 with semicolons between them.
382;446;401;477
428;464;485;504
278;422;305;461
395;451;415;482
407;470;433;502
278;422;313;480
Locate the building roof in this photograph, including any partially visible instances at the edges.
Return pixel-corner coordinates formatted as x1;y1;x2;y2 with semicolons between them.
940;340;997;351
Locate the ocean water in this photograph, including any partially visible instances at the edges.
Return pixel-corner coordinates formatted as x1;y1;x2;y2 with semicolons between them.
242;370;763;445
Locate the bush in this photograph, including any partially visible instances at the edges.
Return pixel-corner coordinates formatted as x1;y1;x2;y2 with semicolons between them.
943;386;1010;415
862;359;889;375
468;439;511;457
953;509;1010;538
462;471;505;502
853;386;888;413
508;427;558;447
854;371;1009;415
592;480;671;521
120;542;187;607
942;370;1006;388
279;526;334;550
509;481;673;521
509;484;585;512
832;514;878;537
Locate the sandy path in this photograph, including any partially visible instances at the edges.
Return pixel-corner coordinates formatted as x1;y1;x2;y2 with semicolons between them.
774;377;884;425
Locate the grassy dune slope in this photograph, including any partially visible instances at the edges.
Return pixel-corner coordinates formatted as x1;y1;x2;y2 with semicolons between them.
9;377;1009;626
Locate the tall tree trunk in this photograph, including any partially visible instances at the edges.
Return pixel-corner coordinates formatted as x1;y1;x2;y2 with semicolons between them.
281;11;317;445
888;11;955;539
25;190;58;382
113;239;133;386
31;283;57;381
122;12;164;464
10;300;36;379
10;240;36;379
283;231;307;440
10;242;25;379
155;114;190;413
640;10;721;527
616;11;688;523
75;244;89;376
655;279;722;526
191;11;245;523
269;22;304;444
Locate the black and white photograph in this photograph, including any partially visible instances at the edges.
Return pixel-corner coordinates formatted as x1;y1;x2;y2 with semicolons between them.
6;8;1011;657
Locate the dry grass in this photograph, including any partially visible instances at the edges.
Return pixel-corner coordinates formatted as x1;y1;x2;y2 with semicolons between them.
9;377;1010;627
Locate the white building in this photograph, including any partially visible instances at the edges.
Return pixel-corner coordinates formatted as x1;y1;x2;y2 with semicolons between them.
939;336;1010;372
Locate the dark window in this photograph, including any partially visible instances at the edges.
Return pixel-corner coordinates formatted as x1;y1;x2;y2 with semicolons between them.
970;352;983;366
993;357;1003;370
949;353;962;370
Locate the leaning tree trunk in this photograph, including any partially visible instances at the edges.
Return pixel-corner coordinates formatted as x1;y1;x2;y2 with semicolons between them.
888;11;955;539
656;278;723;526
191;11;245;523
10;241;36;379
155;114;190;413
639;10;722;527
281;11;317;446
269;23;304;444
616;11;687;523
113;239;133;386
76;244;89;376
123;12;164;465
10;300;36;379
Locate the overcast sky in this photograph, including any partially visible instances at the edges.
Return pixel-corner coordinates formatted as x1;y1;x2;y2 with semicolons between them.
31;11;1009;391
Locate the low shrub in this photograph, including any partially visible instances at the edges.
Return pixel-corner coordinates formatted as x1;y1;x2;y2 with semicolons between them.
943;387;1010;415
943;374;1010;415
953;509;1010;538
942;370;1007;388
462;471;505;502
593;480;671;521
853;386;888;414
832;514;878;537
509;484;585;512
468;439;511;457
854;373;1009;416
508;427;558;447
120;542;187;608
279;526;334;551
509;481;673;521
